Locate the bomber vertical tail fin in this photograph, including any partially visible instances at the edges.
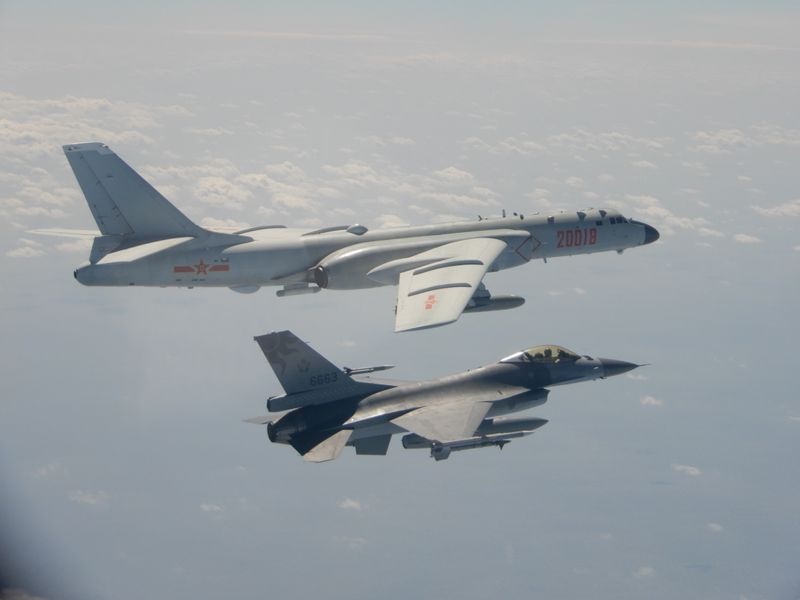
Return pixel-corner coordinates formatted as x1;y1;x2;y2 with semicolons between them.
63;143;204;239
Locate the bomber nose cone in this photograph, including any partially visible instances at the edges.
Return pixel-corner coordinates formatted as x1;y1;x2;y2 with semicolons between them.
600;359;639;378
643;224;660;245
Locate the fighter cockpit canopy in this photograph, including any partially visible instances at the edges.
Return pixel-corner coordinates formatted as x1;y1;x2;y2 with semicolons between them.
501;345;581;363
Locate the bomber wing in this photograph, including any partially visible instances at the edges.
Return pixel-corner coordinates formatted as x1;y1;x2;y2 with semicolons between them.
392;237;509;332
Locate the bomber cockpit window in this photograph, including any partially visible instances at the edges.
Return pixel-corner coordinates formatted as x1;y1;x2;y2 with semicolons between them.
501;345;580;363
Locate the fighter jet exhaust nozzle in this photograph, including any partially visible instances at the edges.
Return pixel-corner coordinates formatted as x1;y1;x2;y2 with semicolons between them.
267;411;307;443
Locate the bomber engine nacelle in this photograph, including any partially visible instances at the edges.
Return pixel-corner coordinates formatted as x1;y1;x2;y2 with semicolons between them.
312;244;409;290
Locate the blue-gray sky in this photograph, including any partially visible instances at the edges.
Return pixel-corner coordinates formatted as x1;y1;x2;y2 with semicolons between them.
1;2;799;599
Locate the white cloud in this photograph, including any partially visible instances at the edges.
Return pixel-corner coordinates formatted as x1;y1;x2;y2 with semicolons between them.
200;217;251;231
573;287;587;295
707;522;724;533
626;372;648;381
630;160;657;169
6;238;45;258
200;503;224;513
690;124;800;154
640;395;663;406
737;175;753;183
622;194;723;237
338;497;364;511
185;127;234;136
690;128;749;154
672;463;702;477
334;536;368;549
69;490;109;506
733;233;762;244
546;129;669;153
752;199;800;217
374;214;409;228
0;91;190;162
193;176;253;211
633;566;656;578
433;166;475;184
418;191;495;210
564;176;584;188
55;238;92;253
34;462;64;478
597;174;615;182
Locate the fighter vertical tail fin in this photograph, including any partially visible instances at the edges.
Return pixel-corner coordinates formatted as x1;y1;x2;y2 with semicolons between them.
255;331;356;395
63;143;204;239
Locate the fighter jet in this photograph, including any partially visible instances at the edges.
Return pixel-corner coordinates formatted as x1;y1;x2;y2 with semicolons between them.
246;330;641;462
38;143;659;332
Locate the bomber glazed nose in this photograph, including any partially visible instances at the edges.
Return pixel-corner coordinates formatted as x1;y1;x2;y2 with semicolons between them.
600;359;639;378
643;224;660;245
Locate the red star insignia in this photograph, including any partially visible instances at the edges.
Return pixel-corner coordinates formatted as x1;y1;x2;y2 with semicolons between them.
194;259;208;275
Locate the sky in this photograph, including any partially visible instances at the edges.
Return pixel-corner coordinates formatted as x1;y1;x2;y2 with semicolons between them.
1;2;799;599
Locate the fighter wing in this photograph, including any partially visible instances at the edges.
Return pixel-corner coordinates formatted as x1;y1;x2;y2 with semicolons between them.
393;237;508;332
391;400;492;444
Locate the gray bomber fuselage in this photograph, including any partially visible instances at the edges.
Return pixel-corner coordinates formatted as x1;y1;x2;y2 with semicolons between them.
74;208;658;289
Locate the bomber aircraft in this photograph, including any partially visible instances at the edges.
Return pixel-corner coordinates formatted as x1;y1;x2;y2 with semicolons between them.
38;143;659;332
246;330;641;462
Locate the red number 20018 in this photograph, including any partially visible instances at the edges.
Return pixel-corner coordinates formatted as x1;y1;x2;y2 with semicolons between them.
557;228;597;248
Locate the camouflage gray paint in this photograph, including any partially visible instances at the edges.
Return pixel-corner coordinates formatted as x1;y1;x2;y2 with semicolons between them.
254;333;639;461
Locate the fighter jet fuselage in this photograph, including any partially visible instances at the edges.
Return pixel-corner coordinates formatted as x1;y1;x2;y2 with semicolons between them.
251;332;639;461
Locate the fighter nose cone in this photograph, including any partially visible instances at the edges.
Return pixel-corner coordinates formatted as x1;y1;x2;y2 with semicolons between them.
643;224;660;245
600;359;639;378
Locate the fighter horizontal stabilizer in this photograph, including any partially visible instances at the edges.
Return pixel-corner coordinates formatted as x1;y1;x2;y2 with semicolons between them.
391;400;492;444
292;430;352;463
393;237;510;332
